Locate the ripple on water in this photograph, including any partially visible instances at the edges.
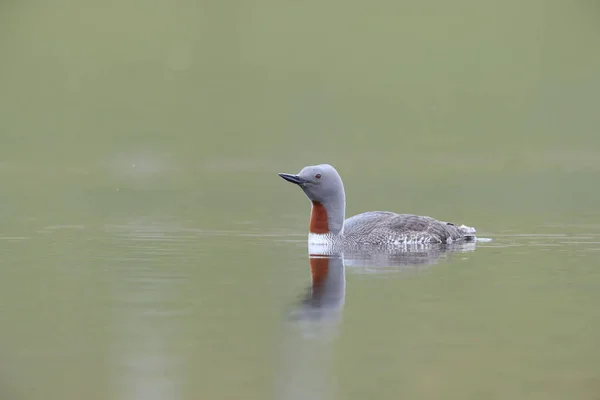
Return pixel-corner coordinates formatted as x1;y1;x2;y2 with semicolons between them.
101;219;192;400
0;236;30;241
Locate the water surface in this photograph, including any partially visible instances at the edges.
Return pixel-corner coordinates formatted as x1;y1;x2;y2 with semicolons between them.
1;1;600;399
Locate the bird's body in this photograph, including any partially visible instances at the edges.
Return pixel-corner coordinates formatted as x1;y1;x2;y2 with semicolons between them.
343;211;476;245
278;164;476;249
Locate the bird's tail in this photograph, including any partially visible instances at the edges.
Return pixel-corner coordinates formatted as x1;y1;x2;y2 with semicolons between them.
458;225;477;241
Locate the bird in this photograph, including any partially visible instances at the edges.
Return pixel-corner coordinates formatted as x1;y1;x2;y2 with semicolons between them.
278;164;476;248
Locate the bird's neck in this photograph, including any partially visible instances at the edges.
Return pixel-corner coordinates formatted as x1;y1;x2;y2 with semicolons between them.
309;197;345;236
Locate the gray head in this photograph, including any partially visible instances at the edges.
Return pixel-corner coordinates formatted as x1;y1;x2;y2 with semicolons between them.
278;164;346;234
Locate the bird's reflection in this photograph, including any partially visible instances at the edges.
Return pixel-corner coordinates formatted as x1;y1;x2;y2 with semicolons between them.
288;254;346;330
341;241;477;272
278;242;477;400
278;253;345;400
289;242;476;328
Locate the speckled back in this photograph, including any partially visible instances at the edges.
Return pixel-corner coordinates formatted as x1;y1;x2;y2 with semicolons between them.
343;211;475;245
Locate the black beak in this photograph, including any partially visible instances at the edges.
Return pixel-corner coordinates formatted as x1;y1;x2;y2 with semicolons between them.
278;173;304;185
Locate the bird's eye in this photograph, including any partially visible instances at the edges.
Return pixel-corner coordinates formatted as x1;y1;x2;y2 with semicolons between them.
315;174;321;179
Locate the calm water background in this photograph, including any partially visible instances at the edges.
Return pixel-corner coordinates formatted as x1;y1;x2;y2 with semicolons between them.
1;1;600;399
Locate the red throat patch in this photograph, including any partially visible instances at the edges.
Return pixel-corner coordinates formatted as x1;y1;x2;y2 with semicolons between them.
309;201;329;234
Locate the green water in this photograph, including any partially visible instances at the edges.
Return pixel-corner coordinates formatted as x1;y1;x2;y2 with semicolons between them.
1;1;600;399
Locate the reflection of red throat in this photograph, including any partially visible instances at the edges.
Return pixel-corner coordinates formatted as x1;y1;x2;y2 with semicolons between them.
310;201;329;234
309;257;329;289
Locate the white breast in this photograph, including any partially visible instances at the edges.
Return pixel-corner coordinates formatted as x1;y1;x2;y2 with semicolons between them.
307;233;339;255
308;233;335;245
